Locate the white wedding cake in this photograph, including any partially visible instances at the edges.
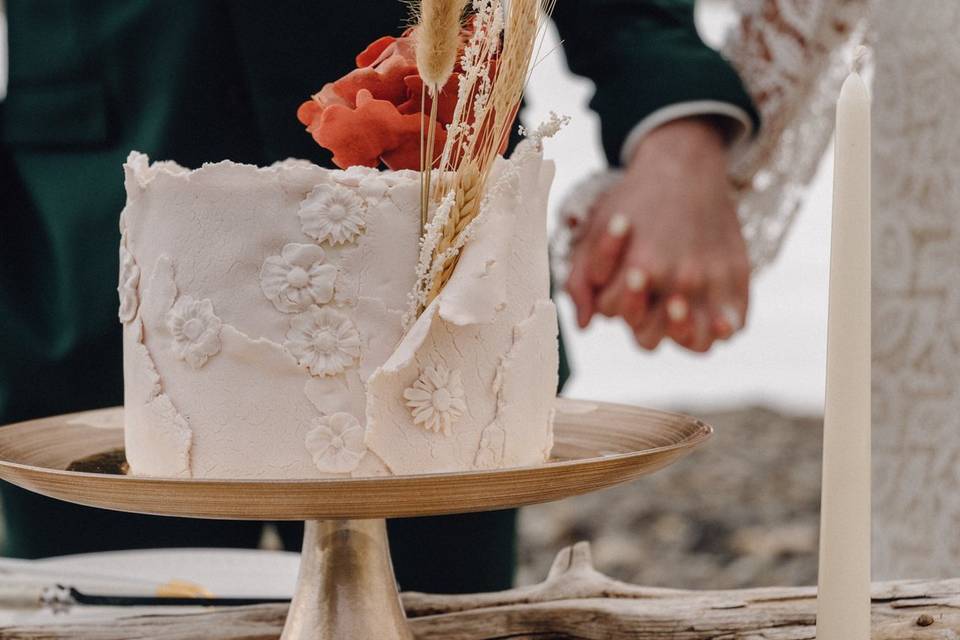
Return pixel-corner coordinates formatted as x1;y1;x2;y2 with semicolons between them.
117;146;558;479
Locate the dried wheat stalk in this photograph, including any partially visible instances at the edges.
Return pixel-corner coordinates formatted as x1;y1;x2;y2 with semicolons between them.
410;0;552;315
412;0;469;231
425;162;483;301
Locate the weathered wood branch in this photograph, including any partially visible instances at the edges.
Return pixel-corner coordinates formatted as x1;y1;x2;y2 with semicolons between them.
3;543;959;639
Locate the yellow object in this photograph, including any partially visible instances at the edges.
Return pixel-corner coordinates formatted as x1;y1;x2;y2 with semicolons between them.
156;579;215;599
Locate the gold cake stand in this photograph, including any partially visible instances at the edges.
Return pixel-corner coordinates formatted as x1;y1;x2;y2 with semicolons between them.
0;398;711;639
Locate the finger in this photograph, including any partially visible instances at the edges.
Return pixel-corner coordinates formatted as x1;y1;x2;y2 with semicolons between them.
668;300;711;353
687;304;715;353
714;266;750;338
595;276;623;317
710;300;744;340
620;267;651;326
586;212;631;287
594;266;643;317
705;281;733;340
565;251;597;329
633;302;667;351
665;257;703;342
672;259;706;304
704;264;741;340
595;265;650;321
664;293;692;342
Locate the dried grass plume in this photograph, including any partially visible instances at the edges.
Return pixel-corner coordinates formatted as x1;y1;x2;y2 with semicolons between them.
410;0;469;235
414;0;469;91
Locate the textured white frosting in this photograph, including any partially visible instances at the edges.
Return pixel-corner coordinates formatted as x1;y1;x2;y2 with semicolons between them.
118;148;558;478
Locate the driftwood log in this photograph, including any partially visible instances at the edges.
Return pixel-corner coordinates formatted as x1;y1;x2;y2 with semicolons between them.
2;542;958;639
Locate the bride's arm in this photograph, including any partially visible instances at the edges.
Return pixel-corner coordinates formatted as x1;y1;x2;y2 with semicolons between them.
722;0;870;271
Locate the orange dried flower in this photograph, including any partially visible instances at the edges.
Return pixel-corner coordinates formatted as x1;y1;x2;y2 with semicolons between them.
298;29;463;170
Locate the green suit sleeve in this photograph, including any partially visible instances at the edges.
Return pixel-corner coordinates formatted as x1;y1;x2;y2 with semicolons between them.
550;0;759;166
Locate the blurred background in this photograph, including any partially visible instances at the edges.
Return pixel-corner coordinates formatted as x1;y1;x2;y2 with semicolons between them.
0;0;830;589
515;0;831;588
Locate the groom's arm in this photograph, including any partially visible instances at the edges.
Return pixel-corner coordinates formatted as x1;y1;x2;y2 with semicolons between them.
551;0;759;166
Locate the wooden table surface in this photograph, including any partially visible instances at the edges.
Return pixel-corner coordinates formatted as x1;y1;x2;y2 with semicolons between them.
1;542;956;639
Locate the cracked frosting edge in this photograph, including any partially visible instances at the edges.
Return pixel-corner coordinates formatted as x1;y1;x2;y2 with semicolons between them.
476;300;559;468
123;150;423;196
123;316;193;478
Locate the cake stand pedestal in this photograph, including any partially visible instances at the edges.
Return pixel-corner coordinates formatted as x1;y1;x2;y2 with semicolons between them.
283;519;411;639
0;398;711;640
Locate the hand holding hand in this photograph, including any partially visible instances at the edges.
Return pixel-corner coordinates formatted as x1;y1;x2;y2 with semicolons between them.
564;117;750;352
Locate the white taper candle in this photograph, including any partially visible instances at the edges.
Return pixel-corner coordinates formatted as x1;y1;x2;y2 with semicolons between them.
815;70;872;639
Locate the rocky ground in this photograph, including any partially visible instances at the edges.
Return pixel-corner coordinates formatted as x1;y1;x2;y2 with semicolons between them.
516;407;823;589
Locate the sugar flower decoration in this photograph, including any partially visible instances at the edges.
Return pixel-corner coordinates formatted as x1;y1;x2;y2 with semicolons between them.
285;306;361;377
260;243;338;313
299;184;366;245
117;244;141;323
403;362;467;435
166;295;222;369
305;412;366;473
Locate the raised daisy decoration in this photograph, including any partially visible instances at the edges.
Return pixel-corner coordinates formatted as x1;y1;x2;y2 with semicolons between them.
166;295;222;369
260;243;338;313
403;361;467;436
117;244;141;324
285;306;361;377
305;412;366;473
299;184;366;245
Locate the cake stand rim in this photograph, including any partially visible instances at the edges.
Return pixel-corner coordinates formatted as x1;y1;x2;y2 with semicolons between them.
0;398;712;519
0;398;712;485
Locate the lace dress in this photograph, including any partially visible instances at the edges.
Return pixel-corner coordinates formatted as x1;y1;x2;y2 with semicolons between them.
725;0;960;579
866;1;960;580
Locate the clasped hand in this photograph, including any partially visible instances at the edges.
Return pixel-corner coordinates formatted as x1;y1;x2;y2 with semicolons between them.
564;117;751;353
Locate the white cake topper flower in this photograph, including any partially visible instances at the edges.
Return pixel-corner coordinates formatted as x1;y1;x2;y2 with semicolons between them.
260;243;338;313
305;412;366;473
403;361;467;436
117;244;141;323
166;295;222;369
299;184;366;245
285;306;361;377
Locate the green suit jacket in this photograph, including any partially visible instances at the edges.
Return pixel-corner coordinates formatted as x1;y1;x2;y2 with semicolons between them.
0;0;756;584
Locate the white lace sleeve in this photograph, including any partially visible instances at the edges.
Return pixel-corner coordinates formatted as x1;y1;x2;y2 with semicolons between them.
723;0;869;271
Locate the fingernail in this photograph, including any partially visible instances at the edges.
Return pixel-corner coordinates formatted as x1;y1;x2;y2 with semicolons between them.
720;305;742;331
667;297;689;323
607;213;630;238
578;306;593;328
625;268;647;292
714;317;732;338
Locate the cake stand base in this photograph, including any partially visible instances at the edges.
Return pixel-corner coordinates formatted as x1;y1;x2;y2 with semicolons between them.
281;519;412;640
